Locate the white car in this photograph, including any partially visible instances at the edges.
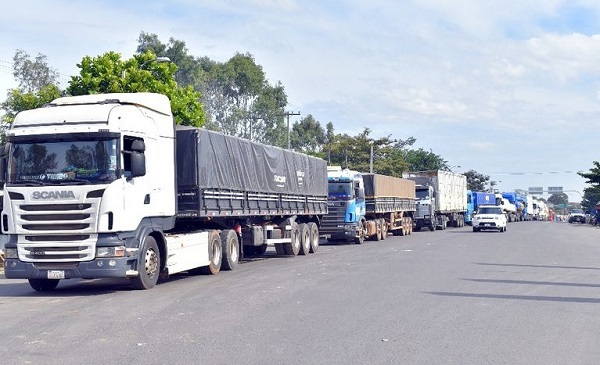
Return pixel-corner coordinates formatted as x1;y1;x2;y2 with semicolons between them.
473;205;507;232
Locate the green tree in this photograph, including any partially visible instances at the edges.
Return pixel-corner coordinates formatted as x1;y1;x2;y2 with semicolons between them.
463;170;491;191
402;147;447;172
12;49;60;93
578;161;600;211
0;50;63;138
548;193;569;206
67;51;205;127
290;115;326;154
325;128;407;177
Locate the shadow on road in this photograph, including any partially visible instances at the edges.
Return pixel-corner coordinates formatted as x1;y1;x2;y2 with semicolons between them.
425;291;600;304
462;278;600;288
474;262;600;270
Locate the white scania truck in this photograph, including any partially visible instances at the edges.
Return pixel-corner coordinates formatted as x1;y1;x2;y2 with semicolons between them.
1;93;328;291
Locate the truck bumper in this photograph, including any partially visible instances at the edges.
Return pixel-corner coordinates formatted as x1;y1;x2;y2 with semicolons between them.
415;218;433;228
324;224;358;241
3;257;135;280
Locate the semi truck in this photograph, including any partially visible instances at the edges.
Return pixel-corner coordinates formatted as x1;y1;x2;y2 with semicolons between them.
320;168;415;244
403;170;467;231
465;190;497;225
0;92;328;291
502;191;527;221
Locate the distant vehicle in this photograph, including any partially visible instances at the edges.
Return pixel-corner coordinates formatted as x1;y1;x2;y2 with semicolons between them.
403;170;467;231
568;209;586;224
465;190;497;225
472;205;507;232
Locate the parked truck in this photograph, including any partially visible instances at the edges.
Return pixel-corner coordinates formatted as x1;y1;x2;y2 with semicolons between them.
403;170;467;231
321;168;415;244
502;191;527;221
465;190;497;225
0;93;328;291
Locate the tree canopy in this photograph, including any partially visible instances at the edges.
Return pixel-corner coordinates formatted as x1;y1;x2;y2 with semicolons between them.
67;50;205;127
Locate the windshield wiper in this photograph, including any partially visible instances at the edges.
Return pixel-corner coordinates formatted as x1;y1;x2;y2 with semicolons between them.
11;179;45;186
52;179;89;185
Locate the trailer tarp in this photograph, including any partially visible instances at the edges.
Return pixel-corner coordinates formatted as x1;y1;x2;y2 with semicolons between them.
176;126;327;197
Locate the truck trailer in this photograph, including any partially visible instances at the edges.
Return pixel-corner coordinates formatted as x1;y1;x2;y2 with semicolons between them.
465;190;497;225
1;93;328;291
403;170;467;231
320;168;415;244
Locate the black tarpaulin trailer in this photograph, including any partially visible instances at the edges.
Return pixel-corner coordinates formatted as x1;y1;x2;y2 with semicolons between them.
175;126;328;219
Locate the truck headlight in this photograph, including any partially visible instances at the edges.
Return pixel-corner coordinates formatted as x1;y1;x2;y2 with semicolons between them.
4;248;18;259
96;246;126;258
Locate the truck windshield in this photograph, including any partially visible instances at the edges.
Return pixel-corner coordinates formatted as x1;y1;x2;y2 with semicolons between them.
328;182;353;199
478;207;502;214
415;189;430;199
8;138;119;185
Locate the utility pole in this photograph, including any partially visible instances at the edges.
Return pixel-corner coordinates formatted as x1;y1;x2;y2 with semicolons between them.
283;111;300;149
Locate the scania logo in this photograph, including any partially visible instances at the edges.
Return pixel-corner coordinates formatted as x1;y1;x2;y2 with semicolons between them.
32;191;76;200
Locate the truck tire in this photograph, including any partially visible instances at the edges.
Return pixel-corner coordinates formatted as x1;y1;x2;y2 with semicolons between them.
375;219;383;241
28;279;60;292
283;222;301;255
308;222;319;253
190;230;222;275
354;220;365;244
299;223;311;255
131;235;160;290
380;219;387;240
428;225;435;232
221;229;239;270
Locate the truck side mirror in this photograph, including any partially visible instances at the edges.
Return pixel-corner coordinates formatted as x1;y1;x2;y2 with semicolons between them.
130;153;146;178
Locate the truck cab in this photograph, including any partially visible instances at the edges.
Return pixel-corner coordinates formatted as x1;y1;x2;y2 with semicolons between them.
320;167;366;243
414;184;436;231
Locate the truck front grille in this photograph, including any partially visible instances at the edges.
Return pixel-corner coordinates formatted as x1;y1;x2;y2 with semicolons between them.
12;199;100;262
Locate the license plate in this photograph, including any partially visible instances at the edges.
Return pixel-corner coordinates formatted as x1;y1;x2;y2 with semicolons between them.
47;270;65;279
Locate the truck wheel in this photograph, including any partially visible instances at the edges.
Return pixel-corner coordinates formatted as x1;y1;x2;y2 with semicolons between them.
283;222;301;255
190;230;222;275
308;222;319;253
28;279;60;292
428;225;435;232
221;229;239;270
131;235;160;290
354;220;365;244
299;223;311;255
380;219;387;240
375;219;383;241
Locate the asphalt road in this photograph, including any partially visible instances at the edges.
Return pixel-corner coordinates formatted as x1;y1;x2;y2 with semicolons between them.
2;221;600;365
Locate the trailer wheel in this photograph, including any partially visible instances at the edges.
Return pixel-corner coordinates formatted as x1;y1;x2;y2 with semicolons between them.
299;223;311;255
131;235;160;290
308;222;319;253
380;219;387;240
28;279;60;292
190;230;222;275
221;229;239;270
283;222;301;255
374;219;383;241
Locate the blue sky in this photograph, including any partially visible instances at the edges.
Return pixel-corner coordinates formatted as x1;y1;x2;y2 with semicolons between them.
2;0;600;202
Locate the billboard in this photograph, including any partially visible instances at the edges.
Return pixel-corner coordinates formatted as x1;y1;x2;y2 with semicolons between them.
528;186;543;195
547;186;563;194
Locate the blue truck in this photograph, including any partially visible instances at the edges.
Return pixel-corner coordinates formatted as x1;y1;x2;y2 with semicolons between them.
320;167;415;243
465;190;497;225
502;191;528;221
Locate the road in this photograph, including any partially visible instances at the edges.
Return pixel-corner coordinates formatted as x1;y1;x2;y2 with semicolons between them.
1;221;600;365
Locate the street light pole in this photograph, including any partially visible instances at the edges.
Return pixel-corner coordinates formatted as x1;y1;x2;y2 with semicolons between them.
283;111;300;149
